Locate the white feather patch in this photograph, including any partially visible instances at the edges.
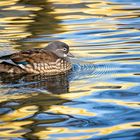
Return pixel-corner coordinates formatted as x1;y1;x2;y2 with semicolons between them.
18;64;26;69
63;54;67;57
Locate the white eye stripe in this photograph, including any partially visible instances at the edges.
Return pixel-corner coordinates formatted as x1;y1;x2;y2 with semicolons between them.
56;49;62;51
56;48;67;51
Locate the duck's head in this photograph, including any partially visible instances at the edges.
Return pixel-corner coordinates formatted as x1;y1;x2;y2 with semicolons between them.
46;41;74;58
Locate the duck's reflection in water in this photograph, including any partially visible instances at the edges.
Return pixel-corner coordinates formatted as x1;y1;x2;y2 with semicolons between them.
0;72;70;94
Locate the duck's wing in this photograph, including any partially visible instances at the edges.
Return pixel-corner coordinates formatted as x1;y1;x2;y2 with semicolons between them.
0;49;58;71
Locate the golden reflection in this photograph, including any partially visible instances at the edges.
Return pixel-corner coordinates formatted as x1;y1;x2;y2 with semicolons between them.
0;121;32;138
48;0;140;52
92;99;140;108
35;127;94;140
34;121;140;139
98;121;140;135
0;0;63;51
49;0;81;4
0;17;33;23
72;43;140;58
57;79;137;100
0;106;38;121
48;0;137;32
91;81;137;90
0;0;18;6
86;3;131;16
48;105;96;116
3;5;42;11
0;92;70;139
50;0;129;17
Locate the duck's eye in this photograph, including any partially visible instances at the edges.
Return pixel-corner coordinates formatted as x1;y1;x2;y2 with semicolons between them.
63;48;67;51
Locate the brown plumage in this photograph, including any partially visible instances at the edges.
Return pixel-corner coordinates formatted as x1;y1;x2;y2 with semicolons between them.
0;41;74;75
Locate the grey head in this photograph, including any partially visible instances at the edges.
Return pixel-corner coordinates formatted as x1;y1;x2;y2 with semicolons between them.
45;41;74;58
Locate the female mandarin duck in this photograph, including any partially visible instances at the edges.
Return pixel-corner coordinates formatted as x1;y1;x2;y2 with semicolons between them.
0;41;74;75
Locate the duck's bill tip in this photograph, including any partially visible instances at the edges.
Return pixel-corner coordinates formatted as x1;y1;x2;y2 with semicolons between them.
67;52;74;57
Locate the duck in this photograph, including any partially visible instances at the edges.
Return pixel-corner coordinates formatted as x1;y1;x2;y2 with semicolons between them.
0;41;74;75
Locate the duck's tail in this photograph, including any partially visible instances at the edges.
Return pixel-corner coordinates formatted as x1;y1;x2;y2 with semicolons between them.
0;62;25;73
0;54;12;60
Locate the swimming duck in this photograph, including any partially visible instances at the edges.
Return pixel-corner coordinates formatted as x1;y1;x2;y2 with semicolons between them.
0;41;74;75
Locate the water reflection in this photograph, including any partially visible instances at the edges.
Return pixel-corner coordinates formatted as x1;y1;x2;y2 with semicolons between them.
0;0;140;139
18;0;61;36
0;0;63;51
0;91;71;139
0;73;70;94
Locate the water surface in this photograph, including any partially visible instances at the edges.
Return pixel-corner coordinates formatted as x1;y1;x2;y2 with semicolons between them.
0;0;140;139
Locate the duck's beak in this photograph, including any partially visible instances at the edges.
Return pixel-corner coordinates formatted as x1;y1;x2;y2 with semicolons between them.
67;52;74;57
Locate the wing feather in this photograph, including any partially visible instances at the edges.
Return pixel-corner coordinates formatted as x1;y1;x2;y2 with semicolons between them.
0;48;59;71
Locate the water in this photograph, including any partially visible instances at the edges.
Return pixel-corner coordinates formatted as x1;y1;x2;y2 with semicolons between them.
0;0;140;139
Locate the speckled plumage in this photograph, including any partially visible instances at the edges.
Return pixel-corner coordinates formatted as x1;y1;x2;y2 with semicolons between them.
0;41;73;75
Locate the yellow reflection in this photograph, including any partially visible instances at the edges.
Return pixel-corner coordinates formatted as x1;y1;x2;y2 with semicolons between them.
99;121;140;135
0;105;38;121
0;0;18;6
0;17;33;23
59;80;94;99
0;93;36;103
91;81;137;90
35;121;140;139
3;6;42;11
48;105;96;116
49;0;81;4
0;121;32;138
51;0;132;17
86;3;126;16
58;79;137;100
92;99;140;108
